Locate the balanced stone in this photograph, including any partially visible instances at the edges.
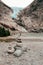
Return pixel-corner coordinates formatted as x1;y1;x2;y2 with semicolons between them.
14;49;22;57
7;46;14;54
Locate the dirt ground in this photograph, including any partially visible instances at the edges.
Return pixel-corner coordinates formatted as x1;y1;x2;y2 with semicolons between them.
0;39;43;65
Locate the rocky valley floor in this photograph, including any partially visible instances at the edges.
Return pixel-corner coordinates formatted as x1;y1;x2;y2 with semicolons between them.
0;33;43;65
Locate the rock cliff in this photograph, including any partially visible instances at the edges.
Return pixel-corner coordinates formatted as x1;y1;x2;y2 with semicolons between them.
0;1;27;34
0;0;43;33
17;0;43;33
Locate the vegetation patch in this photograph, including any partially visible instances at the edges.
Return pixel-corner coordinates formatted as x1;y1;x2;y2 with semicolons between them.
0;27;10;37
37;0;43;2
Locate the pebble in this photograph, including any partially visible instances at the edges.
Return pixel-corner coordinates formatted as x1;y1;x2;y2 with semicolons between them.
14;49;22;57
7;46;14;54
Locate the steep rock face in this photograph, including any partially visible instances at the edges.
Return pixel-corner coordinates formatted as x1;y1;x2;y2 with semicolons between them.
0;1;27;33
0;1;13;20
0;1;14;30
17;0;43;33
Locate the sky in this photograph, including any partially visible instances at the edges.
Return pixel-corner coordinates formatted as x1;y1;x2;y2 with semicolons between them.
2;0;34;8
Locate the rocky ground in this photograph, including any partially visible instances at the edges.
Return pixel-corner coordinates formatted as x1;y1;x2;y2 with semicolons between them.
0;0;43;64
0;33;43;65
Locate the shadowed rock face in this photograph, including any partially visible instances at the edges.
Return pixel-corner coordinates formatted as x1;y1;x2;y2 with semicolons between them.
17;0;43;33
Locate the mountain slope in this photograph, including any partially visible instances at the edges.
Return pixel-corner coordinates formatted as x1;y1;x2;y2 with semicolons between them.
16;0;43;33
0;1;27;35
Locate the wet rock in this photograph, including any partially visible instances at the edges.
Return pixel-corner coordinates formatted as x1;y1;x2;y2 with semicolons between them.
14;49;22;57
7;46;14;54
